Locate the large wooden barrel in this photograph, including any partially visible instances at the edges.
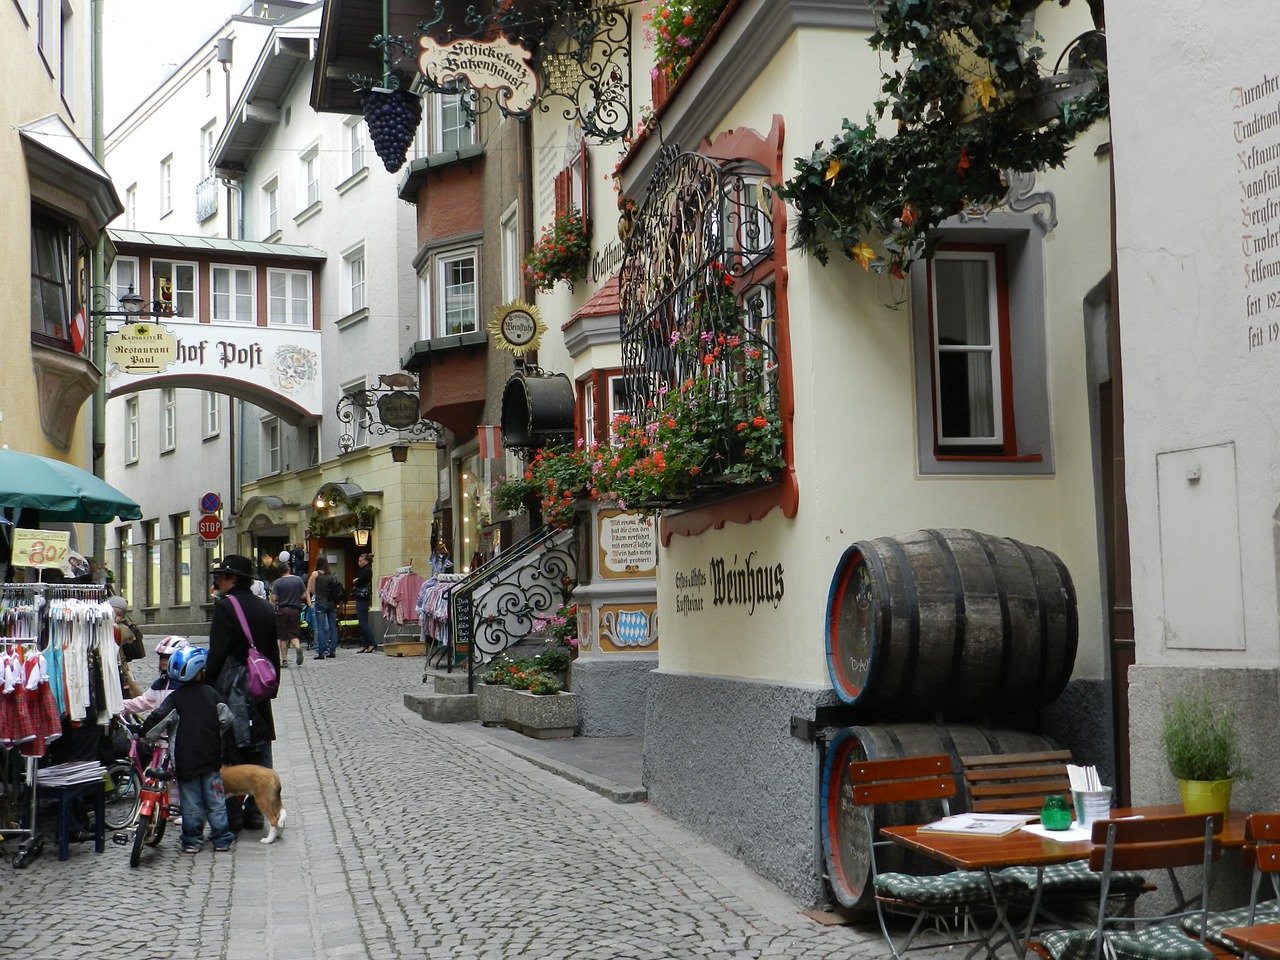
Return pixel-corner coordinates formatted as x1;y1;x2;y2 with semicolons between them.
825;528;1077;719
820;723;1060;915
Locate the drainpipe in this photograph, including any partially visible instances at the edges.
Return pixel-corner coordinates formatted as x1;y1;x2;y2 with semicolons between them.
217;37;235;237
91;0;107;563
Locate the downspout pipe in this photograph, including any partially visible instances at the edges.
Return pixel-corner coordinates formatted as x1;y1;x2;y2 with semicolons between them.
91;0;108;563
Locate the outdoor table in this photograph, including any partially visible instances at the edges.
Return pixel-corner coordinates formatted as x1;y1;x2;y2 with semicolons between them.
881;806;1249;957
1221;924;1280;959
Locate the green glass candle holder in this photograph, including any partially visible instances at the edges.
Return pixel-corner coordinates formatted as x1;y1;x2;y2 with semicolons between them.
1040;794;1073;831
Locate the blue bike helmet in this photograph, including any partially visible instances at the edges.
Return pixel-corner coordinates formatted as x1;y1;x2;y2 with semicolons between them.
167;645;208;683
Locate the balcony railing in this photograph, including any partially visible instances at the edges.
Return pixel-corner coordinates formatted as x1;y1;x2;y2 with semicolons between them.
196;175;219;223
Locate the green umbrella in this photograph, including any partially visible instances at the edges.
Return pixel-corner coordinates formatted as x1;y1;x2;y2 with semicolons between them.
0;448;142;523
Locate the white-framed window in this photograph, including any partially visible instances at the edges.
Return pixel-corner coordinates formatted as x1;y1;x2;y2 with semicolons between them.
262;416;281;475
111;257;139;304
580;378;596;448
300;143;320;208
211;265;254;322
344;245;366;314
307;425;320;466
345;118;366;178
150;259;197;318
434;248;477;336
262;177;279;237
267;269;312;326
58;1;73;102
159;155;173;216
205;67;212;97
500;203;521;302
125;185;137;230
417;270;431;340
909;226;1053;475
201;122;217;175
126;396;139;463
340;381;370;449
161;388;176;452
430;91;476;154
203;391;220;438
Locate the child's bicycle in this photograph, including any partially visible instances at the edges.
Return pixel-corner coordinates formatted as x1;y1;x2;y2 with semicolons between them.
109;717;178;867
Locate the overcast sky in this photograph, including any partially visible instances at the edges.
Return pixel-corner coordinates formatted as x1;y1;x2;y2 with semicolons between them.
102;0;245;128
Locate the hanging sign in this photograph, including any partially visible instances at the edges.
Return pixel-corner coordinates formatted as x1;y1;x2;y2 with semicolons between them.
377;391;421;429
12;528;70;570
417;35;539;115
105;322;179;374
488;301;545;357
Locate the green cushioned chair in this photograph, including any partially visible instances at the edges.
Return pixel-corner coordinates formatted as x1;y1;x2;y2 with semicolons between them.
875;868;1022;906
1028;813;1223;960
1181;900;1280;951
1000;859;1148;894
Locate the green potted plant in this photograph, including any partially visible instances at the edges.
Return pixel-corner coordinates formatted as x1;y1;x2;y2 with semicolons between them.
1160;684;1251;816
522;208;590;292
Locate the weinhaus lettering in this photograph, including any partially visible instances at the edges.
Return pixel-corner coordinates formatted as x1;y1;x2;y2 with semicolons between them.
708;552;784;615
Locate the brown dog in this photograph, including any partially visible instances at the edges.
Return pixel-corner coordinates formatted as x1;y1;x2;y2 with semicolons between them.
220;764;286;844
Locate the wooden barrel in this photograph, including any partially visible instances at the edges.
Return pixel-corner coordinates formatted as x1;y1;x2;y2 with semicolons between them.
820;723;1060;915
825;528;1077;719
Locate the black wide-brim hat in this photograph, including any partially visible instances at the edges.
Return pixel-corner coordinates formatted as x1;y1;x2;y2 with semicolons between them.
209;554;259;581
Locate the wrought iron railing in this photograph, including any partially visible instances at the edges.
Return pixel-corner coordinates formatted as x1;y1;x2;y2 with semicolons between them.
448;524;577;692
196;175;219;222
618;143;780;491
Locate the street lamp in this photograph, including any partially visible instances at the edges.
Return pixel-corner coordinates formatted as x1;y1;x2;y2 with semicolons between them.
88;284;172;322
353;520;373;548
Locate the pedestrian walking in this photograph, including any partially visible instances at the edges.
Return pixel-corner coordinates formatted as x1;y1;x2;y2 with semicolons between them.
205;554;280;832
271;556;307;668
307;557;339;660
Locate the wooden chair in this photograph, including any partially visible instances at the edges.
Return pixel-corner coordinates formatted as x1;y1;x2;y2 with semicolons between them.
1183;813;1280;955
962;750;1075;815
848;753;1024;960
1029;812;1223;960
961;751;1150;924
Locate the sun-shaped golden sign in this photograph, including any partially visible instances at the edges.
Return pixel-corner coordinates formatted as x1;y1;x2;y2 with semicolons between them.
488;300;545;357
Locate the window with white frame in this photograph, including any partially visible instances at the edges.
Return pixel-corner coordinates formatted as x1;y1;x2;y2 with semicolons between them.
340;382;370;449
300;144;320;208
160;155;173;216
262;416;281;475
58;1;73;102
435;248;477;336
430;91;476;154
211;265;254;322
125;185;137;229
126;396;139;463
500;204;521;302
161;388;177;452
580;378;596;448
345;118;366;178
417;270;430;340
262;177;279;237
203;391;220;438
201;122;217;175
267;269;312;326
344;245;366;314
909;227;1052;475
111;257;139;305
150;260;196;318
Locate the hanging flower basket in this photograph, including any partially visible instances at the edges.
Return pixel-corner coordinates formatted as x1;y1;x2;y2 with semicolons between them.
523;209;590;292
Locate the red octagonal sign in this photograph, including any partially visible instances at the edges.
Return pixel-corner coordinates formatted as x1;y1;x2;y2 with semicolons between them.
198;515;223;542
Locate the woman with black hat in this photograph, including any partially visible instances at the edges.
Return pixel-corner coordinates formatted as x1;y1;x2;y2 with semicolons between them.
204;554;280;831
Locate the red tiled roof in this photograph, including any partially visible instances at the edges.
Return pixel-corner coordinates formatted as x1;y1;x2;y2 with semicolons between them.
564;272;620;328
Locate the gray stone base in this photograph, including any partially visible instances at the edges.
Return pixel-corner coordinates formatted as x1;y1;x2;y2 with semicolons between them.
643;670;842;906
572;656;657;737
403;692;477;724
507;689;579;739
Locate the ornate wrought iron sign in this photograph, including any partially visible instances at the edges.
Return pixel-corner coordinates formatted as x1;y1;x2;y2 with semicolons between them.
365;1;631;142
335;373;441;453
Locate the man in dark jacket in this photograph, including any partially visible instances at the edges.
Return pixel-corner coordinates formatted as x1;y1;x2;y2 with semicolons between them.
205;554;280;831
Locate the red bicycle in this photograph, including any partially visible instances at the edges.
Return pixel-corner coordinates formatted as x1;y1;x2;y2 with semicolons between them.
110;718;178;867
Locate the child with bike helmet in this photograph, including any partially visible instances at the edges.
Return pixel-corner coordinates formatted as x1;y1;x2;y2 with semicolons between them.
120;635;189;716
139;646;236;853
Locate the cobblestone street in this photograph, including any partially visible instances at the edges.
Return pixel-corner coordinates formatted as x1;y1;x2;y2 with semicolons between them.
1;646;959;959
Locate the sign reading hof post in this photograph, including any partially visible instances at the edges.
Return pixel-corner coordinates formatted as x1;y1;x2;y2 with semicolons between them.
417;35;539;116
488;301;546;357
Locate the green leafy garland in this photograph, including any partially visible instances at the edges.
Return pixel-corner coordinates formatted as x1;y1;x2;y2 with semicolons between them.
778;0;1108;275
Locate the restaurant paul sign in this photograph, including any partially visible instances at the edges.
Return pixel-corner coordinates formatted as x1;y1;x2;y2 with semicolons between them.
105;323;178;374
417;35;538;116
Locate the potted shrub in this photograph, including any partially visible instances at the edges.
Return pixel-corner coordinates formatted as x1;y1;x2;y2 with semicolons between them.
1160;684;1251;815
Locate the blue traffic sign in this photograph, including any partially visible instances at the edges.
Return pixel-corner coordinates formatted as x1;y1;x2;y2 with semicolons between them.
200;492;222;514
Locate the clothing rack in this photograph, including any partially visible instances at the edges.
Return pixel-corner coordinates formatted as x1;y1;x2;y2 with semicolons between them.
0;582;109;867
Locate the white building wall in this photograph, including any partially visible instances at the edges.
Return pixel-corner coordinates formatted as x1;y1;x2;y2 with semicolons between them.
1107;0;1279;817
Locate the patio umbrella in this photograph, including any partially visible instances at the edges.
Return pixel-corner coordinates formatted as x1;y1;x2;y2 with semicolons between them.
0;448;142;523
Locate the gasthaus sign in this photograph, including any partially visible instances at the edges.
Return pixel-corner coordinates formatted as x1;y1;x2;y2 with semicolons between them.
104;317;323;417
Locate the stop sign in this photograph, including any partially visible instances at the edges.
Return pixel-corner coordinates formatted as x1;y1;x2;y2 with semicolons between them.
198;515;223;541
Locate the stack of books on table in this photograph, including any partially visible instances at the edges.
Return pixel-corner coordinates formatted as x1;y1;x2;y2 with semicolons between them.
918;813;1037;838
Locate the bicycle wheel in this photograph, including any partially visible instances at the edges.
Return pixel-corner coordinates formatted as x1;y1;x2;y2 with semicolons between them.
130;810;153;868
103;763;141;831
147;812;167;847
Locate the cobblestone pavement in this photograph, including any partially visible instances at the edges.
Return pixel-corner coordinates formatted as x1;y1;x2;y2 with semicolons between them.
1;646;966;959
